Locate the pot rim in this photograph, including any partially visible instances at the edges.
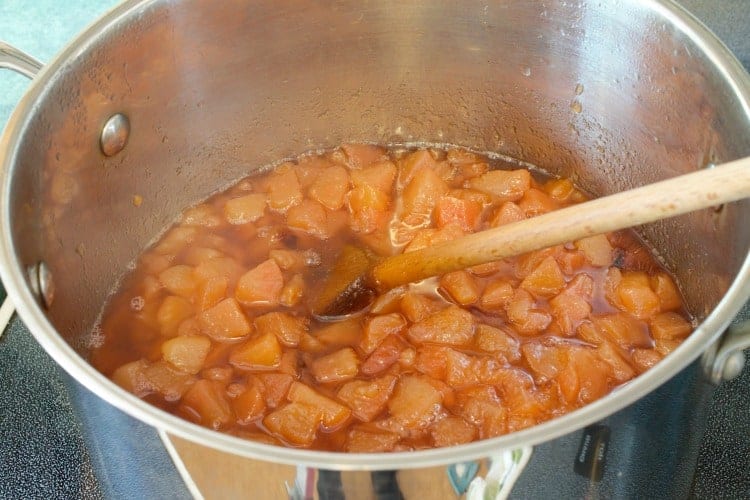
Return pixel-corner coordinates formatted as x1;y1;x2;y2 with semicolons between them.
1;0;749;470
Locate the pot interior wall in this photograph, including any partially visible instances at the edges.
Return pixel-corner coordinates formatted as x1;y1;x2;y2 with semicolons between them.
6;0;750;350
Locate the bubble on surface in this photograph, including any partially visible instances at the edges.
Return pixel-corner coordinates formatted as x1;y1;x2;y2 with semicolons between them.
130;295;145;311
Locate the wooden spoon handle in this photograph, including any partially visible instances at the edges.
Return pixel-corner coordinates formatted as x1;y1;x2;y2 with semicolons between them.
371;157;750;290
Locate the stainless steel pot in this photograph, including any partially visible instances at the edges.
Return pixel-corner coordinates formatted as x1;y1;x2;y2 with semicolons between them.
0;0;749;470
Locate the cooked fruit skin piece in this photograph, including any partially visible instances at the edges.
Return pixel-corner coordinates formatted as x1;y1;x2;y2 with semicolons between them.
198;298;252;340
406;305;475;346
310;348;360;383
229;331;283;370
236;259;284;306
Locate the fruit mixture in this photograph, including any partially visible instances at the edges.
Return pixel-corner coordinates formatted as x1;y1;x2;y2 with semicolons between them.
92;144;693;452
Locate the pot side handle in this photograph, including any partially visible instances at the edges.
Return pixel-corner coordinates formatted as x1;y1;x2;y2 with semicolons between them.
0;41;41;337
702;320;750;383
0;41;43;79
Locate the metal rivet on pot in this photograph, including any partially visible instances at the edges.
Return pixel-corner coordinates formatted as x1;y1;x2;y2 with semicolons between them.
27;261;55;309
100;113;130;157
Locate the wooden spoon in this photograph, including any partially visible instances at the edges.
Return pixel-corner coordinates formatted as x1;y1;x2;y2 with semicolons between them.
311;157;750;320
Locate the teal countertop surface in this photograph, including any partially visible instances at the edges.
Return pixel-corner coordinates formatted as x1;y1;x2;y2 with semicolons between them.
0;1;118;125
